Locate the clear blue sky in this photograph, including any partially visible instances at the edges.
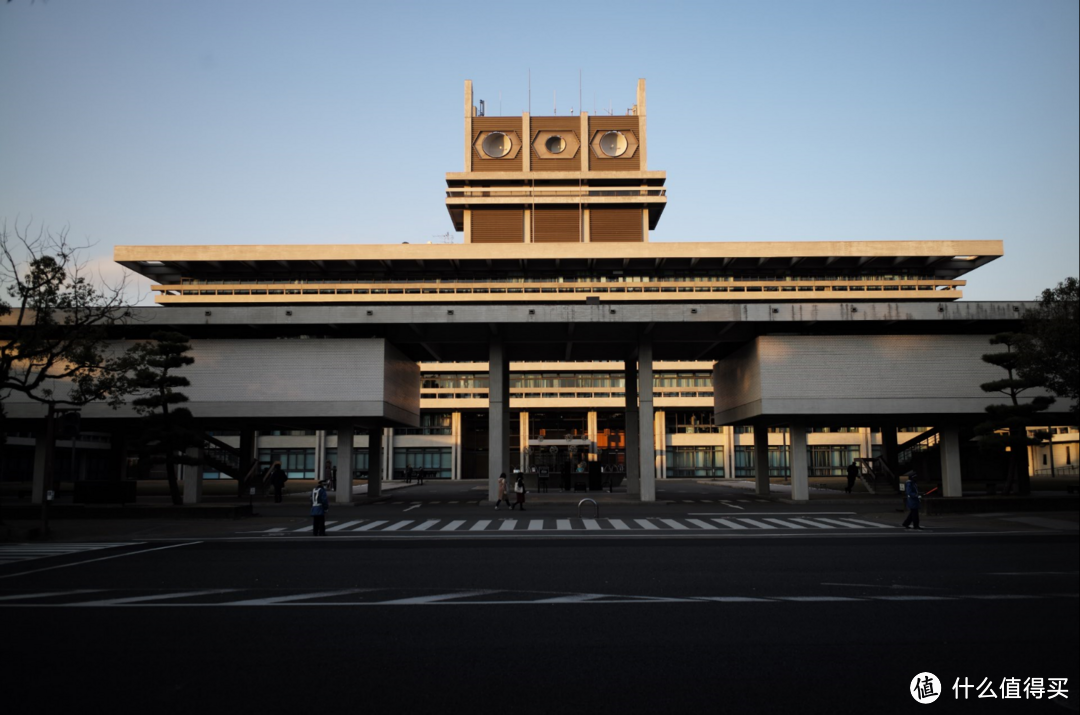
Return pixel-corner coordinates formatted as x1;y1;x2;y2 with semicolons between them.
1;0;1076;304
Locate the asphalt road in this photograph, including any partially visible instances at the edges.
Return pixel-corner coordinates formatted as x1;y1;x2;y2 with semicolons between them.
4;531;1078;715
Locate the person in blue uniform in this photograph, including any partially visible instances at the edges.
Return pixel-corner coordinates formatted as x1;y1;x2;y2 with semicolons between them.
902;474;922;530
311;480;329;536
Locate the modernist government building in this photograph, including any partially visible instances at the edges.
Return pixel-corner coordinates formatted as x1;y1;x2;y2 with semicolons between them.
3;80;1075;502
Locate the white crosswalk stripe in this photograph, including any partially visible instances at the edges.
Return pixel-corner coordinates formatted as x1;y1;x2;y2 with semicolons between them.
258;516;905;536
0;543;132;566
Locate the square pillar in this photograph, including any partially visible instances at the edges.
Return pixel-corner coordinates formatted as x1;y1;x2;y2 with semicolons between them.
940;427;963;497
624;360;639;495
336;424;354;504
881;426;899;475
182;446;204;505
32;431;48;504
520;411;530;471
655;410;666;479
488;339;510;500
638;341;656;502
452;411;463;480
753;424;770;497
368;428;382;499
238;429;257;497
587;411;598;462
790;424;809;502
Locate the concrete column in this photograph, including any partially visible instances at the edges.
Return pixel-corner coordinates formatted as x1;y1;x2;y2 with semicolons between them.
790;424;809;502
522;112;530;172
858;427;872;460
336;424;353;504
313;430;324;481
587;411;598;462
182;446;204;505
624;360;639;495
940;426;963;498
655;410;666;479
582;208;591;242
723;426;736;480
464;79;473;172
488;339;510;500
520;411;530;472
368;428;383;499
32;433;48;504
383;427;394;482
580;112;589;172
753;424;770;497
451;411;462;480
638;341;656;502
881;426;899;475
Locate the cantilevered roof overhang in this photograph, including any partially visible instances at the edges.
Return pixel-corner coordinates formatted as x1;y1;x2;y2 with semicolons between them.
115;240;1003;284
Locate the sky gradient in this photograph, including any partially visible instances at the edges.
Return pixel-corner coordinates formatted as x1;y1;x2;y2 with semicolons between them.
1;0;1077;304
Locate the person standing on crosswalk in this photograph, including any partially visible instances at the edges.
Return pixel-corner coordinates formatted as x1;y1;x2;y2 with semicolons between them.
495;473;512;510
511;473;526;511
311;480;329;536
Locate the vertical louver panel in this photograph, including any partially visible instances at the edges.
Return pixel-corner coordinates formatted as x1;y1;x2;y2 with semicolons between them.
532;208;582;243
471;209;524;243
590;209;643;242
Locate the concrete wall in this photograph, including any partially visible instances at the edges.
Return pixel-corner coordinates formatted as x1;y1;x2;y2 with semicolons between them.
714;334;1065;423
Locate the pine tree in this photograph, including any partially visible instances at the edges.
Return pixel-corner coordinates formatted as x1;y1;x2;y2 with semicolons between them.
975;332;1054;495
127;332;198;506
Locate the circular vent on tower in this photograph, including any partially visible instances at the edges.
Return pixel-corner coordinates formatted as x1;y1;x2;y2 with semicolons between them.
599;131;628;157
482;132;513;158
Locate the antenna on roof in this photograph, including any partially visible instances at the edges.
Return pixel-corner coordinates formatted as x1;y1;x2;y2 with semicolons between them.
553;89;556;115
478;99;485;117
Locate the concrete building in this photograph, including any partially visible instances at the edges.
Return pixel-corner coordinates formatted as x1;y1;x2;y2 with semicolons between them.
3;80;1075;502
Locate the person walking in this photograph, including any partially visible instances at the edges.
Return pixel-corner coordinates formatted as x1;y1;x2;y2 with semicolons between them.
311;480;329;536
267;461;287;503
495;472;512;510
323;460;335;492
511;473;526;511
845;461;859;494
902;473;922;530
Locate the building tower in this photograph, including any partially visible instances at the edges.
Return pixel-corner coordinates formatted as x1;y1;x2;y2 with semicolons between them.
445;79;667;244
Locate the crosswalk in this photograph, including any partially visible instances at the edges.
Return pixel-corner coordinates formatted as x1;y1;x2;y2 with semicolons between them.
0;543;132;566
266;515;895;535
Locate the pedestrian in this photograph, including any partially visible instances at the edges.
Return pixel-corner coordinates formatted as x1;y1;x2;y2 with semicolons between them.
495;472;511;510
902;473;922;530
511;473;526;511
311;480;329;536
323;460;335;492
267;461;287;503
845;461;859;494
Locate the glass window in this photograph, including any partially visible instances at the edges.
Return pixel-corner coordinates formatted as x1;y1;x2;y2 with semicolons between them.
667;446;724;477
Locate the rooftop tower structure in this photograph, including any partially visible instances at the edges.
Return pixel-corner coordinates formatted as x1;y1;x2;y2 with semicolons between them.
446;79;666;244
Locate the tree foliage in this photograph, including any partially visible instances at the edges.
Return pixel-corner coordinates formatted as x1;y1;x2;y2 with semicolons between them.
1019;277;1079;422
1;221;133;432
975;332;1054;495
126;331;199;506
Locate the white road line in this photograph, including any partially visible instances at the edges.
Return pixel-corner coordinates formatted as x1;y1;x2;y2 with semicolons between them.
836;518;892;529
498;520;518;531
719;500;745;510
735;518;777;529
582;519;601;530
762;518;804;529
377;590;496;605
658;519;688;530
689;512;856;516
789;518;834;529
383;520;415;531
634;519;660;530
355;520;388;531
403;504;421;512
528;520;545;531
228;590;368;606
448;501;459;504
0;589;104;601
966;594;1036;600
533;593;607;603
557;519;573;530
872;596;955;601
698;596;773;602
710;518;747;530
74;590;236;606
777;596;862;602
469;520;492;531
0;542;197;580
815;518;863;529
990;571;1079;576
441;520;466;531
326;520;364;532
685;519;718;530
412;519;441;531
609;519;631;530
